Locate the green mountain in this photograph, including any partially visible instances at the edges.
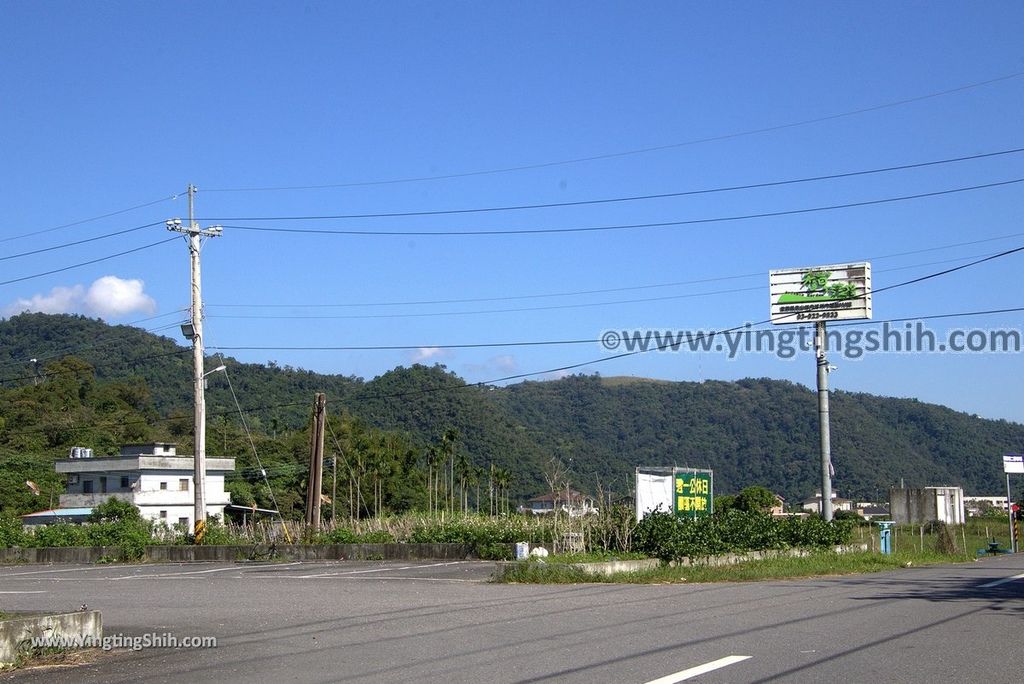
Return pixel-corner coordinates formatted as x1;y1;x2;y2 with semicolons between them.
1;313;1021;511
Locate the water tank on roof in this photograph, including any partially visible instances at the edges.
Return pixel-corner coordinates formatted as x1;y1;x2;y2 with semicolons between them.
69;447;83;459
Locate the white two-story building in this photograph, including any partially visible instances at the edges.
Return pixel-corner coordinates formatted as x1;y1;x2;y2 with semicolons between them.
24;443;234;529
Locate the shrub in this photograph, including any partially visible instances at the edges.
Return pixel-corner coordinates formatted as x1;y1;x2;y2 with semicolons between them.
0;514;31;547
634;510;855;562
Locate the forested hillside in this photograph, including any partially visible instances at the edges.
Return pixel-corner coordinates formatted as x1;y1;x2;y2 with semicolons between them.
1;313;1020;517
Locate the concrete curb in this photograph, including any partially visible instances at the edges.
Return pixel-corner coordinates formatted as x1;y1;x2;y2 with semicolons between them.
0;611;102;666
0;543;476;565
493;544;869;580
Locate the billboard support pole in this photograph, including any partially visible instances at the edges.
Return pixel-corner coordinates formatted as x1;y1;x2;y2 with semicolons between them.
1007;473;1015;553
815;321;833;522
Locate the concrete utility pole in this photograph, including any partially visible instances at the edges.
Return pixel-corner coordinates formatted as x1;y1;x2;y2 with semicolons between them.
814;321;834;522
167;185;222;543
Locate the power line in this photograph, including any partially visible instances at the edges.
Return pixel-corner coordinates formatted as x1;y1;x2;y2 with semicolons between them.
206;286;761;321
3;301;1021;441
0;222;163;262
0;348;192;385
0;310;190;372
206;236;1024;311
221;177;1024;237
1;194;179;244
4;249;1023;440
203;146;1024;222
344;246;1024;398
202;70;1024;192
207;306;1024;354
203;251;1005;322
0;237;179;286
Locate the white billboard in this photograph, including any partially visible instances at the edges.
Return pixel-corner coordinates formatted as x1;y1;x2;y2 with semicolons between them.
1004;454;1024;474
770;262;872;325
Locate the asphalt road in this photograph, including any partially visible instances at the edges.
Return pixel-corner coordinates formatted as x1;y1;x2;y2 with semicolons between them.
1;555;1022;683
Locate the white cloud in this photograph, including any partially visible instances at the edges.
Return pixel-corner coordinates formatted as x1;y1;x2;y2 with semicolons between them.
3;276;156;319
84;276;156;317
4;285;85;317
408;347;450;363
491;354;518;372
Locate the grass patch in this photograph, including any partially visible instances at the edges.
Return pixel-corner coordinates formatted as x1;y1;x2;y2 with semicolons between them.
496;550;972;584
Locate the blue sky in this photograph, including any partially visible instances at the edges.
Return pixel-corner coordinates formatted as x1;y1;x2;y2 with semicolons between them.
3;2;1024;425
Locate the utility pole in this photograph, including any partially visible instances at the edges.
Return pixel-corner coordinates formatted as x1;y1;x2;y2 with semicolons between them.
167;185;222;543
814;321;834;522
331;453;337;526
305;393;326;532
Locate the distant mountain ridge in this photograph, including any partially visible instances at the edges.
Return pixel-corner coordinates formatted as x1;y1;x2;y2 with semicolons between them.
1;312;1020;502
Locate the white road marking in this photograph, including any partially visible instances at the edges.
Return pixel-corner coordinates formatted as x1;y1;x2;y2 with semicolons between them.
283;561;467;579
0;590;47;594
978;572;1024;588
644;656;753;684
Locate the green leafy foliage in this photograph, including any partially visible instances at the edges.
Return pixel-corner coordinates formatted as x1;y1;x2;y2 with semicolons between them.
634;510;854;562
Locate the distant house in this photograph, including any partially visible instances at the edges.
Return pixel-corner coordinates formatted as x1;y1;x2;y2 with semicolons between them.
524;489;598;517
856;505;890;520
22;443;234;529
963;495;1010;516
769;495;785;517
801;491;854;514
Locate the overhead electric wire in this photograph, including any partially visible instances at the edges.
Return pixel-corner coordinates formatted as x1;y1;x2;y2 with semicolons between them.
0;309;190;372
0;221;164;262
204;146;1024;222
221;177;1024;237
204;250;1007;322
2;194;179;244
337;246;1024;399
207;230;1024;310
213;357;290;530
0;348;193;385
4;300;1022;441
0;237;179;286
207;303;1024;355
4;248;1022;439
202;70;1024;192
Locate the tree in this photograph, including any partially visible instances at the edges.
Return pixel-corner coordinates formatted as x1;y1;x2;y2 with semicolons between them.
734;486;778;513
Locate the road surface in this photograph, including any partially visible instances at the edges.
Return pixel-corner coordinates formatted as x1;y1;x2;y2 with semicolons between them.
1;554;1022;682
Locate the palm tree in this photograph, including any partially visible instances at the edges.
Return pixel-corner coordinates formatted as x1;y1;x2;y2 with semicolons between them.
441;428;460;514
494;467;512;515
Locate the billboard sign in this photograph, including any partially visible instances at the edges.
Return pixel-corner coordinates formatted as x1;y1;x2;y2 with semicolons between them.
674;469;713;519
770;262;872;324
1004;454;1024;474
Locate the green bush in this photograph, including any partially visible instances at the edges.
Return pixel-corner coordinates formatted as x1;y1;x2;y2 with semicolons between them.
318;527;358;544
88;498;142;523
0;514;30;547
635;510;855;562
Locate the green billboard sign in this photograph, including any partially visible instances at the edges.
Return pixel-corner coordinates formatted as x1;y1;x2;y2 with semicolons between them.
674;470;713;518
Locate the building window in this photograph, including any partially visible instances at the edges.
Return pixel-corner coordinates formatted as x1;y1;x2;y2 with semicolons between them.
159;482;168;490
99;477;107;494
178;517;189;527
159;510;167;519
82;480;93;494
179;479;189;492
120;476;130;489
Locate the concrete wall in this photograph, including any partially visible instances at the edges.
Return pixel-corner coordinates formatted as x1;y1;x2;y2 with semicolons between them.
0;543;476;565
890;487;965;524
0;610;102;665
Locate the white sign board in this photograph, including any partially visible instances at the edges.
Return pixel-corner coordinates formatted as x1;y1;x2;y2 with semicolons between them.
770;262;872;324
1004;454;1024;474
